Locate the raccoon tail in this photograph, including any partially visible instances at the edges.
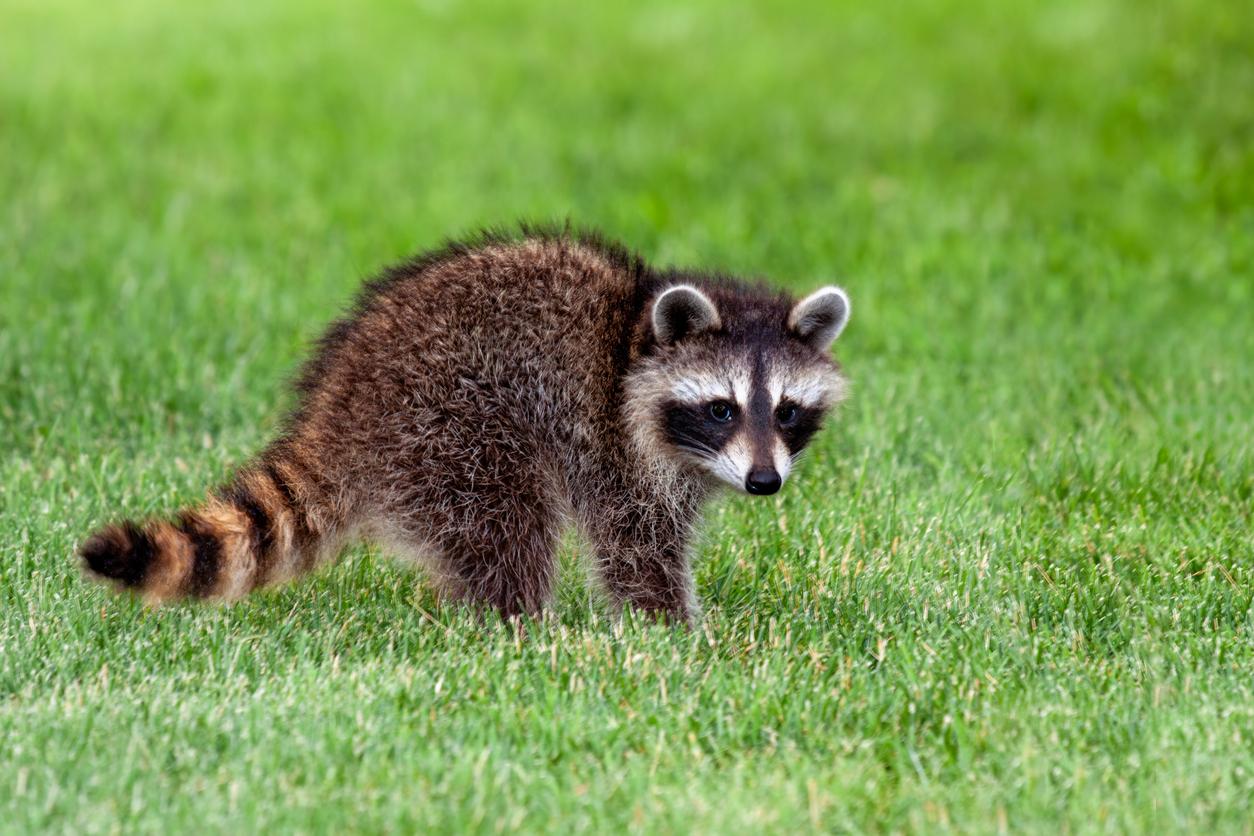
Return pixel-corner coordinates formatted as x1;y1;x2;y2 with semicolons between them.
79;450;348;603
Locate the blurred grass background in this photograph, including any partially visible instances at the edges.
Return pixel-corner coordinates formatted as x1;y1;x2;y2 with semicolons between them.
1;0;1252;832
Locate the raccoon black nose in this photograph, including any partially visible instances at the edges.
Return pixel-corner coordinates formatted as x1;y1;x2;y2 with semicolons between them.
745;469;782;495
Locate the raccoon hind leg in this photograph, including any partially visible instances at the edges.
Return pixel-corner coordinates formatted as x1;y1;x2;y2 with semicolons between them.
385;474;563;619
435;497;561;618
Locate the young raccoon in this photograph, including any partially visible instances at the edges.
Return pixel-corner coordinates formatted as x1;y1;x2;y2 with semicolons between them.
80;230;851;623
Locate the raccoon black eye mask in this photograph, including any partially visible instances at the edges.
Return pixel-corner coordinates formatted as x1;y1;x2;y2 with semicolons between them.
80;230;851;623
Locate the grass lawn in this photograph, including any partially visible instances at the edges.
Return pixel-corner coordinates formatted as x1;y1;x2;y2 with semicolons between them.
2;0;1252;831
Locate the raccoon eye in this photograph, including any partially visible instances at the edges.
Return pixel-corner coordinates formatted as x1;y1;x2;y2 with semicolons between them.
776;404;799;426
708;401;735;423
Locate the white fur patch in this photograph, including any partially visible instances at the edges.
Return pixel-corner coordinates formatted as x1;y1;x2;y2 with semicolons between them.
729;367;751;406
707;434;753;490
672;374;734;404
670;365;753;407
765;366;845;408
764;368;785;407
784;369;843;408
772;437;792;484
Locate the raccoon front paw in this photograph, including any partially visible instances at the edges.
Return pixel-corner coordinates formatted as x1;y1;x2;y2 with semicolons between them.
619;601;699;629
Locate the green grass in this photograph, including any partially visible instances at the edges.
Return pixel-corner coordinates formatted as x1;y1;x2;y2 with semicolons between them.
2;0;1252;831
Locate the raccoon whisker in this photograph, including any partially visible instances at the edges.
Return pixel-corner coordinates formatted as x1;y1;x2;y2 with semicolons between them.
673;445;716;459
674;445;716;458
668;432;714;450
667;433;717;457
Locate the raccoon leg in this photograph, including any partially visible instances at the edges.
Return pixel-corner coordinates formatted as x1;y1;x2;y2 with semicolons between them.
427;499;561;618
384;454;562;619
579;503;699;624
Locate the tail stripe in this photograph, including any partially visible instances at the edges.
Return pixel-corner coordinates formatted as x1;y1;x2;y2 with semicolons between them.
126;524;158;587
264;462;308;539
225;478;282;591
264;460;320;573
80;452;346;603
100;522;155;589
177;513;222;598
222;484;275;560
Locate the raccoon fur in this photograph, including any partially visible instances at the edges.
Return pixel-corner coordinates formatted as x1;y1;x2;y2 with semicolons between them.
79;230;851;623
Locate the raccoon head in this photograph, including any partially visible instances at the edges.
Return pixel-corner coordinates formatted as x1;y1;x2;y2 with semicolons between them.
625;282;851;494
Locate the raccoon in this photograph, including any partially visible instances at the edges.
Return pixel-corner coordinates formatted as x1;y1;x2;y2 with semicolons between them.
79;230;851;623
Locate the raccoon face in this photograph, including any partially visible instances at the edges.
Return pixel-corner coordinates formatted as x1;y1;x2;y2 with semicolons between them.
626;283;851;494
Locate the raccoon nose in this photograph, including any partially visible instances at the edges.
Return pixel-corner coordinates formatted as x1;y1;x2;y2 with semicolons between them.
745;468;782;496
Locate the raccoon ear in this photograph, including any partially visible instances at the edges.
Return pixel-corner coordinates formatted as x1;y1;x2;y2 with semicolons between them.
789;286;850;350
652;285;721;344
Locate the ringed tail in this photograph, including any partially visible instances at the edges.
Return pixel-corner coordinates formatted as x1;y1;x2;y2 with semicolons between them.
79;450;343;603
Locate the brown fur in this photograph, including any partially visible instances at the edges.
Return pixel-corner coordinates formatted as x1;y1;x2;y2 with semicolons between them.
79;228;849;623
